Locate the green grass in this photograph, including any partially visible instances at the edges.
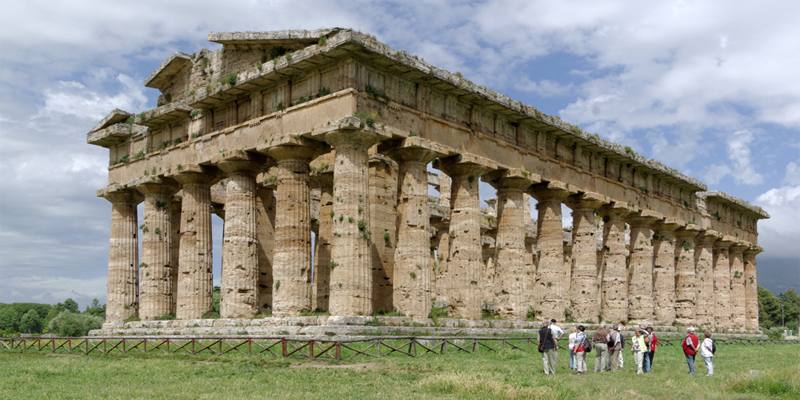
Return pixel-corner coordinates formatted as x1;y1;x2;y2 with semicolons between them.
0;343;797;399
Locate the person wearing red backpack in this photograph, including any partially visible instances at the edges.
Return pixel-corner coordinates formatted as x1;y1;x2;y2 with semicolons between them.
682;327;700;376
643;326;658;373
573;325;589;374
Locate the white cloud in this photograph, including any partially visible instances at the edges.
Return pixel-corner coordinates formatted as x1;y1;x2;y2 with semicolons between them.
756;185;800;259
41;74;148;120
702;130;763;186
783;161;800;185
518;78;574;97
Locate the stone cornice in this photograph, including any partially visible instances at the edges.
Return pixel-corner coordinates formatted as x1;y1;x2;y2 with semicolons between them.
699;191;769;219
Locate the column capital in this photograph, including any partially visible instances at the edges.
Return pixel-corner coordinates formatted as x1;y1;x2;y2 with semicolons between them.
135;176;179;197
565;191;607;210
529;180;570;202
744;245;763;256
169;164;217;185
483;168;540;191
714;238;735;249
433;153;497;177
381;136;447;164
675;223;702;239
261;140;327;163
626;210;663;228
730;241;750;253
98;185;142;204
697;229;722;245
598;201;633;219
653;217;682;233
314;125;392;149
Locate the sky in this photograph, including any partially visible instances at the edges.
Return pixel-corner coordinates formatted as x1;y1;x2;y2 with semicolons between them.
1;0;798;306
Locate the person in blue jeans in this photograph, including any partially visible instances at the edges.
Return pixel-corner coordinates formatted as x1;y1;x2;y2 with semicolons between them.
682;327;700;375
643;326;658;373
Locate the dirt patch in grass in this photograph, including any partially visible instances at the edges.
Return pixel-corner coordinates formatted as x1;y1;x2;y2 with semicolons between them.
290;362;381;370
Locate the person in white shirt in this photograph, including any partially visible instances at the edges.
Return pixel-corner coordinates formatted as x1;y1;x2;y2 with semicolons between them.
549;319;565;341
700;331;715;376
567;327;579;370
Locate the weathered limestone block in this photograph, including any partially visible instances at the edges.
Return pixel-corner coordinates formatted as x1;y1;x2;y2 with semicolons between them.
565;193;604;323
486;171;536;320
599;204;630;323
674;226;699;326
713;240;733;331
627;214;657;324
312;172;333;311
255;183;275;312
530;182;570;322
218;160;260;318
368;155;398;313
324;129;388;316
729;244;747;331
386;142;441;318
653;220;680;326
138;181;178;320
744;247;761;331
436;156;493;319
174;171;214;320
695;232;718;328
266;145;320;315
432;222;450;307
102;189;141;323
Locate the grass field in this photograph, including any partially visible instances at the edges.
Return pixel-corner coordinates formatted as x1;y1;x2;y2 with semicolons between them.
1;342;798;399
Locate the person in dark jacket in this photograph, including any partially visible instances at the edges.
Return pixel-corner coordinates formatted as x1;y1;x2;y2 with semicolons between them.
538;322;558;375
682;327;700;376
643;326;658;372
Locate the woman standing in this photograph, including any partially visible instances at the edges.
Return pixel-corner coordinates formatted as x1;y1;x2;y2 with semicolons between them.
574;325;588;374
631;329;647;375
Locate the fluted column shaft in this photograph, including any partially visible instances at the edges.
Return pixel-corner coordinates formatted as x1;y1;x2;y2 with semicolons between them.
312;173;333;311
674;229;698;326
713;242;732;331
256;185;275;312
176;174;213;320
730;245;747;331
327;131;383;316
391;151;438;317
653;225;678;325
139;183;177;320
219;164;259;318
104;190;140;323
695;234;716;328
439;163;487;319
268;150;315;316
531;187;569;322
567;198;602;323
495;186;528;319
369;156;398;313
627;217;655;324
744;249;760;331
600;208;629;323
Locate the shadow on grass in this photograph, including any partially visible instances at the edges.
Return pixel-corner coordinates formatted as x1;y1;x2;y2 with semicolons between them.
727;369;800;398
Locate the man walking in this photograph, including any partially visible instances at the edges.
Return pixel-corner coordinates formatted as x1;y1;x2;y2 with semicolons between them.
593;325;610;372
538;322;558;375
682;327;700;376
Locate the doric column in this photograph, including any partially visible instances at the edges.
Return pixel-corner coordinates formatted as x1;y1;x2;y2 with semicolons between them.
530;181;570;322
713;239;733;331
169;199;181;315
368;155;398;313
137;179;178;320
255;177;275;313
674;225;700;326
385;139;442;318
265;145;321;316
744;246;761;331
565;193;604;323
218;158;259;318
101;188;141;323
323;128;388;316
435;155;493;319
174;170;214;320
652;219;680;326
312;172;333;311
694;231;718;328
599;204;630;323
626;212;659;324
729;243;748;331
484;169;537;320
432;221;450;307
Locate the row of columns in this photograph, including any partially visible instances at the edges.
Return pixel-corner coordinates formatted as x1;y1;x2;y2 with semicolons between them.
103;129;762;332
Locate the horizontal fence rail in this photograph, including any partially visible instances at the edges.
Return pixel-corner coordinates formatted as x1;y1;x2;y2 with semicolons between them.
0;336;795;360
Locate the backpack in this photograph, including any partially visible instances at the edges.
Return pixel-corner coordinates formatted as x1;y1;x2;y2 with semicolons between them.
711;340;716;354
583;337;593;353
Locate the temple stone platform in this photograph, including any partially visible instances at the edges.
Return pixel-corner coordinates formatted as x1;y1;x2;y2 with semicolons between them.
90;316;765;340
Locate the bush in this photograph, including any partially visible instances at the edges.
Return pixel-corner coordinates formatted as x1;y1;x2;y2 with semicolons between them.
19;309;43;334
765;327;784;340
47;311;103;337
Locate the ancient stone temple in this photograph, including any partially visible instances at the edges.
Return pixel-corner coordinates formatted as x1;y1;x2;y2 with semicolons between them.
88;28;768;333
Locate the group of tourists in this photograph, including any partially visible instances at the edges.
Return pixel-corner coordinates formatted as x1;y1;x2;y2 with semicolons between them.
538;320;716;376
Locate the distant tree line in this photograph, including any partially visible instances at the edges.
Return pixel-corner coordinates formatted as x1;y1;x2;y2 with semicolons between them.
758;287;800;332
0;298;105;337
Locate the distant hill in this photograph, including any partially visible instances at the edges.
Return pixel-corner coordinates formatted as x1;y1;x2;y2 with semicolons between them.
758;256;800;294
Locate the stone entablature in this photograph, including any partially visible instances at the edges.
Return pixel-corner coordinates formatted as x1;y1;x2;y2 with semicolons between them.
89;29;768;333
